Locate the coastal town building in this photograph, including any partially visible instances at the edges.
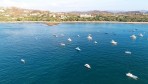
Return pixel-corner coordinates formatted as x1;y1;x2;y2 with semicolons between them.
80;14;93;18
4;14;10;17
30;13;40;16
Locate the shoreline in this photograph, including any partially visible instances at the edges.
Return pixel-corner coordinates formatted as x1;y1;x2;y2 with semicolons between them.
61;21;148;24
0;21;148;24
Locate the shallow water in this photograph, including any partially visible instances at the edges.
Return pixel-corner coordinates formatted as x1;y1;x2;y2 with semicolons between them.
0;23;148;84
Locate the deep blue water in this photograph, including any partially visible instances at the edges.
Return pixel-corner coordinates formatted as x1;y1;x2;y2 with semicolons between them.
0;23;148;84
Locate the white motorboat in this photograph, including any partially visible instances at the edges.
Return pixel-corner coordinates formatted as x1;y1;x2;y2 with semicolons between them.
60;43;65;46
84;64;91;69
94;41;98;44
111;40;117;45
139;33;143;37
125;51;132;54
68;38;72;42
130;35;136;40
75;47;81;51
126;72;138;80
87;35;92;41
21;59;25;64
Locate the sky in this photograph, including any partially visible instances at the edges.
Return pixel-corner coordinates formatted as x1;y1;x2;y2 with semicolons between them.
0;0;148;12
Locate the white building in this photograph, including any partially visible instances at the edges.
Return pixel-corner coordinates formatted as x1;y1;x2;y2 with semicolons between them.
4;14;10;17
80;14;93;18
30;13;40;16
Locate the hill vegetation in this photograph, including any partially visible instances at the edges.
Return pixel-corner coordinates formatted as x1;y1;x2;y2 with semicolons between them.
0;7;148;22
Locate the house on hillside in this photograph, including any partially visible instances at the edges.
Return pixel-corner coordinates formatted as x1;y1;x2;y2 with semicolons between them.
60;15;67;19
49;14;56;18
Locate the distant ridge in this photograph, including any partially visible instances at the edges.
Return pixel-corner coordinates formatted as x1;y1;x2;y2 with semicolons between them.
0;6;148;14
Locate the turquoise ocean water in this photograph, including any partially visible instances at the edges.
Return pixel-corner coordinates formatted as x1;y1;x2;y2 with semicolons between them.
0;23;148;84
